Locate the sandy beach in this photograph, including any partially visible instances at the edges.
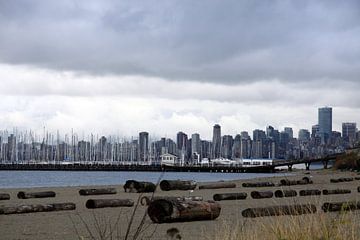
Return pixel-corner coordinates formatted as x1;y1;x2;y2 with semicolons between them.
1;169;360;240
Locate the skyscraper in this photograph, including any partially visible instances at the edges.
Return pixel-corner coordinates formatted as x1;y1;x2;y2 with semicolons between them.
284;127;293;139
298;129;310;142
212;124;221;159
342;123;357;144
318;107;332;144
139;132;149;162
191;133;201;155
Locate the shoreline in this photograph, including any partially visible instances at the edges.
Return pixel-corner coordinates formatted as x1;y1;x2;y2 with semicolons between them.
1;168;360;239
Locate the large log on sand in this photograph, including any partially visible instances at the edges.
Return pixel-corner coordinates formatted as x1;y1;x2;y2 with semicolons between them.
279;177;312;186
79;188;117;196
251;191;273;199
124;180;156;193
213;193;247;201
242;204;317;218
322;201;360;212
0;193;10;200
147;199;221;223
322;189;351;195
242;182;275;188
0;202;76;215
141;196;203;206
17;191;56;199
330;177;354;183
199;182;236;190
275;190;297;198
86;199;134;209
299;189;321;196
160;180;197;191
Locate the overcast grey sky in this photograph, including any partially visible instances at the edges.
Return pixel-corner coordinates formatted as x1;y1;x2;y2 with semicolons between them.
0;0;359;139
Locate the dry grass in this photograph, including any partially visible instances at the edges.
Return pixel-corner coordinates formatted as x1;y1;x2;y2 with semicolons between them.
209;211;360;240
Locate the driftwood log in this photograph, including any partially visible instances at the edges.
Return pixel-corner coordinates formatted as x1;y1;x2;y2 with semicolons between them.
141;196;203;206
322;201;360;212
79;188;117;196
160;180;197;191
199;182;236;190
274;190;297;198
251;191;273;199
123;180;156;193
147;199;221;223
358;186;360;193
242;204;317;218
322;189;351;195
299;189;321;196
0;202;76;215
279;177;312;186
213;193;247;201
0;193;10;200
242;182;275;188
86;199;134;209
17;191;56;199
330;177;354;183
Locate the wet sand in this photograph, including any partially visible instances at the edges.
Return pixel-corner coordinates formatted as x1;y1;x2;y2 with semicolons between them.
1;169;360;240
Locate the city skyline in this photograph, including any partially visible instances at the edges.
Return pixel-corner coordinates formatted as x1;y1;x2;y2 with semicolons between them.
0;1;360;139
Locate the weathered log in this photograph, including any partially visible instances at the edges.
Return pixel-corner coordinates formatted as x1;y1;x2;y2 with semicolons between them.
274;190;297;198
330;177;354;183
358;186;360;192
79;188;117;196
299;189;321;196
213;193;247;201
355;177;360;180
251;191;273;199
123;180;156;193
0;202;76;215
322;201;360;212
141;196;203;206
86;199;134;209
147;199;221;223
242;182;275;188
322;189;351;195
0;193;10;200
17;191;56;199
279;177;312;186
242;204;317;218
199;182;236;190
160;180;197;191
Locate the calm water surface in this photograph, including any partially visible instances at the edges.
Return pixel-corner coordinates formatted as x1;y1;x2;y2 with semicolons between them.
0;170;293;189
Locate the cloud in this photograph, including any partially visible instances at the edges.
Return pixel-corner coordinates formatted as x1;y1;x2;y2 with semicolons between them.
0;1;359;83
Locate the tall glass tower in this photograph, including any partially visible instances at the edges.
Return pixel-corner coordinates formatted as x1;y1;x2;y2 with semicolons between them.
212;124;221;159
318;107;332;144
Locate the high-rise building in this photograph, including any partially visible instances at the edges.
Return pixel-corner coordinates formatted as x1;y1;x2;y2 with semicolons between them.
221;135;233;159
318;107;332;144
191;133;201;155
253;129;266;141
176;132;188;151
342;123;357;143
298;129;310;142
311;124;319;138
139;132;149;162
232;134;241;159
212;124;221;159
284;127;293;139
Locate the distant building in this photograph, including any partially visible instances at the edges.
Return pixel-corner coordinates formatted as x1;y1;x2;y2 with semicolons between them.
191;133;201;155
212;124;221;159
160;153;178;166
284;127;293;139
298;129;310;142
311;124;319;138
342;123;357;144
221;135;233;159
139;132;149;162
318;107;332;144
176;131;188;164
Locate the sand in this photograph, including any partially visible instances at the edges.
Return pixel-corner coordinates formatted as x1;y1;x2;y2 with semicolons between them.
1;169;360;240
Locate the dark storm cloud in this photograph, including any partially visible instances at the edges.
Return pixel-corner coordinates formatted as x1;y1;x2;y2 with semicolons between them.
0;0;359;83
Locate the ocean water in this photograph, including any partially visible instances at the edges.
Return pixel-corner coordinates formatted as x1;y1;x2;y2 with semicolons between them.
0;170;293;189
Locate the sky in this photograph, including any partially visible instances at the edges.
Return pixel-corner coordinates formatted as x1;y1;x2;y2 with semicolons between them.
0;0;359;140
